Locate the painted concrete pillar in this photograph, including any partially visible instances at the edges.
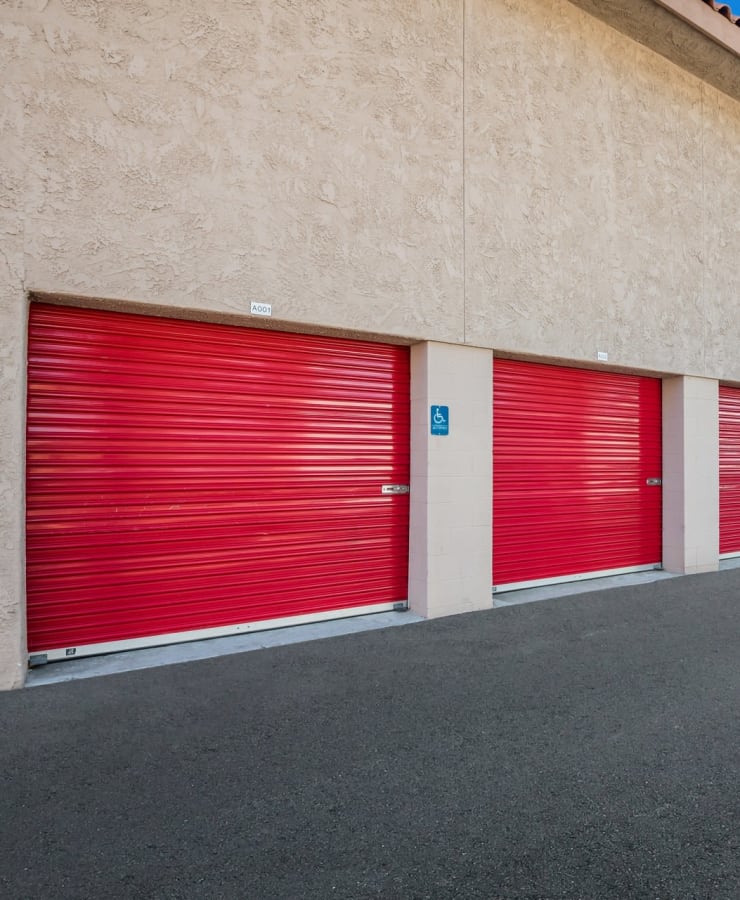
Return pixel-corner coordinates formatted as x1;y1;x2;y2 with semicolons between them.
662;375;719;575
0;76;27;689
0;293;27;691
408;342;492;618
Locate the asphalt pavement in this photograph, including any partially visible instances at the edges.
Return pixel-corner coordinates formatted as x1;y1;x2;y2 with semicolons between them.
2;569;740;899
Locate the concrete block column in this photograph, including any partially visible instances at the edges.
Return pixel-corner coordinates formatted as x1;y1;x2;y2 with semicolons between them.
0;76;28;689
662;375;719;575
408;342;492;618
0;292;28;691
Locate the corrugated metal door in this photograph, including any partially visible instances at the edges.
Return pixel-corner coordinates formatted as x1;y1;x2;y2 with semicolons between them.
719;385;740;556
27;304;410;660
493;359;662;590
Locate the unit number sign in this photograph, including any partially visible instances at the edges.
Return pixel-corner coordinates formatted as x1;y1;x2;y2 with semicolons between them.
250;302;272;317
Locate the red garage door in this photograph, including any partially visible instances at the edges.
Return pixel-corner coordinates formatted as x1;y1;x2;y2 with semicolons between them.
719;385;740;557
493;359;662;590
27;304;410;661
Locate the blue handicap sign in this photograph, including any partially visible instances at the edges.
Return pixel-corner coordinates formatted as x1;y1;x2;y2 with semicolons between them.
431;405;449;436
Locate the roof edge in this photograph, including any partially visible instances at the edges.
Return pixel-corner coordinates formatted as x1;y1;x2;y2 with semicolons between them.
655;0;740;56
566;0;740;102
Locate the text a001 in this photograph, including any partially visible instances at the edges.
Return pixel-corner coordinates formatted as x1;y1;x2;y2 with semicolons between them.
250;302;272;317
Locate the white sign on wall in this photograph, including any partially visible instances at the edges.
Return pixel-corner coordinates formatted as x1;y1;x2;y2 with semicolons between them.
250;302;272;317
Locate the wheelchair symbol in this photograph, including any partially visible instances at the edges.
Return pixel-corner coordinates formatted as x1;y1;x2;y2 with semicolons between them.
431;405;449;434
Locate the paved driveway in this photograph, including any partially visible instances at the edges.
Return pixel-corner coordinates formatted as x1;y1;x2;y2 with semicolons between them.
2;570;740;899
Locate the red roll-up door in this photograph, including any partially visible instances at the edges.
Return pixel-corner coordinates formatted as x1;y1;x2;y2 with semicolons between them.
27;304;410;660
719;385;740;556
493;359;662;590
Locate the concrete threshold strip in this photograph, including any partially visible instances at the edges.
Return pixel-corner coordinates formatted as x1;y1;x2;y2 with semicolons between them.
26;559;740;688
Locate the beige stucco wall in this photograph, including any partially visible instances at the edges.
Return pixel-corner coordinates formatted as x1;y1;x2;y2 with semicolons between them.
702;87;740;379
18;0;465;339
465;0;740;378
3;0;739;366
0;32;27;689
1;0;740;686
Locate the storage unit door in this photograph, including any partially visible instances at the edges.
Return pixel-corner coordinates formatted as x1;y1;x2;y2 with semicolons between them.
719;385;740;556
27;304;410;660
493;359;662;590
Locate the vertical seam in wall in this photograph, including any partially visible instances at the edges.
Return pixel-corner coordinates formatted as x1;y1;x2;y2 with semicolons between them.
462;0;467;345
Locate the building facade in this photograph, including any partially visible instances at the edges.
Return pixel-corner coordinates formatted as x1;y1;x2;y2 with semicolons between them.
2;0;739;688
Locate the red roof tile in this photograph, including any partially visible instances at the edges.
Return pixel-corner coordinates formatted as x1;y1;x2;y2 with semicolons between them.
703;0;740;27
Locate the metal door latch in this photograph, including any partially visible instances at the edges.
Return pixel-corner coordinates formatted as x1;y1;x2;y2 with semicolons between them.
646;478;662;486
381;484;410;495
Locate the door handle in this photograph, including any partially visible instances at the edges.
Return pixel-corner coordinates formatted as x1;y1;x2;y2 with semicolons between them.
381;484;410;495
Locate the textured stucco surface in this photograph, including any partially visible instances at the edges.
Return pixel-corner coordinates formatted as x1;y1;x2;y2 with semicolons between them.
19;0;465;339
702;87;740;381
4;0;739;368
0;23;27;689
465;0;739;377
